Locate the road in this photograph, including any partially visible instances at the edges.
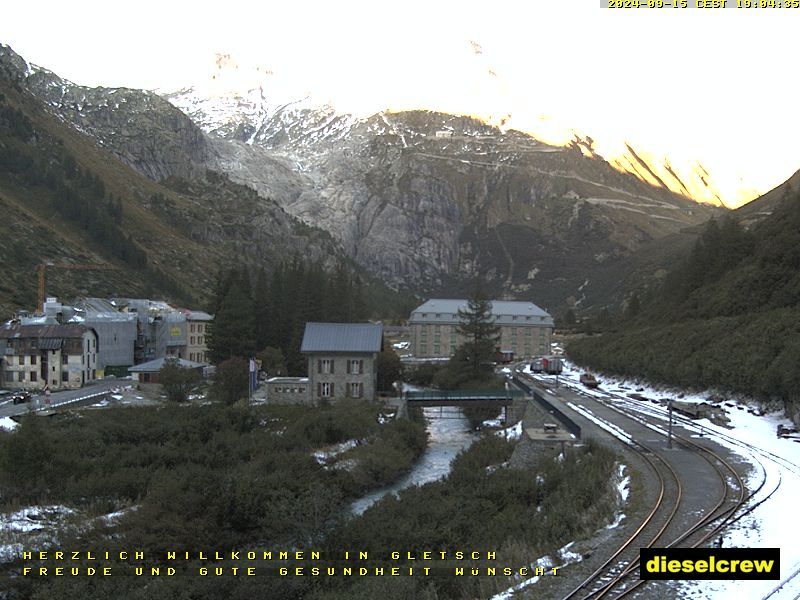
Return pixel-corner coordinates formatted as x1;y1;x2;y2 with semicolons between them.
0;379;129;418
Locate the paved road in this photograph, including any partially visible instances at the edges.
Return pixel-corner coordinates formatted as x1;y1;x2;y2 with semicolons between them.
0;380;129;418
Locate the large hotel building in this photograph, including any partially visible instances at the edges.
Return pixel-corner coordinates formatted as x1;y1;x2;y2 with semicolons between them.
409;299;554;359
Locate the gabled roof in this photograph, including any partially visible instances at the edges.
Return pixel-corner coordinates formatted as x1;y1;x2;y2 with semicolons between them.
0;324;92;339
300;322;383;354
129;357;206;372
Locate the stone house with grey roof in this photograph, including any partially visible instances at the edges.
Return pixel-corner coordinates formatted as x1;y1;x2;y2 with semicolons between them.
0;324;98;390
409;299;554;359
300;322;383;402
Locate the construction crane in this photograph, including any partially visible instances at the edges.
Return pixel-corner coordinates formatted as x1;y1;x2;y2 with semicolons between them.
35;262;115;315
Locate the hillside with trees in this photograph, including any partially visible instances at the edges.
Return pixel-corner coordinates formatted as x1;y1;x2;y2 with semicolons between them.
0;75;396;317
206;263;415;377
568;173;800;421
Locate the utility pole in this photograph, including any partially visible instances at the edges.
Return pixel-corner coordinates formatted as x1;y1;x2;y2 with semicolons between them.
668;398;674;449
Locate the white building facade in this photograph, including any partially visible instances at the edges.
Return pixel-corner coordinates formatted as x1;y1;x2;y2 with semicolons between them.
409;299;554;360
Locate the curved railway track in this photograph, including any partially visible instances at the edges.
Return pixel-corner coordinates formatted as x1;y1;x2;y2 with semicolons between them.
512;368;751;599
576;384;800;599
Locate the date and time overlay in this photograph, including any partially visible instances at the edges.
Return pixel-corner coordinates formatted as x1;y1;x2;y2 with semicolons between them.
604;0;800;9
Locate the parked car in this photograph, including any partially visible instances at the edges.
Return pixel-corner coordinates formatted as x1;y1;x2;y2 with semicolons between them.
12;391;31;405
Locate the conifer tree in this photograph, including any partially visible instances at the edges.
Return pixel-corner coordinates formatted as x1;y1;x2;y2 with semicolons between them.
454;283;499;380
206;272;256;364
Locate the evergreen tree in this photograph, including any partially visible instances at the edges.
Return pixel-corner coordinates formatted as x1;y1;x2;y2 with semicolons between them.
253;268;270;350
376;348;403;393
454;284;500;381
206;273;256;364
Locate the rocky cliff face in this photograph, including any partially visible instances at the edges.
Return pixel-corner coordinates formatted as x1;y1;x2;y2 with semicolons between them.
170;88;721;307
0;44;209;181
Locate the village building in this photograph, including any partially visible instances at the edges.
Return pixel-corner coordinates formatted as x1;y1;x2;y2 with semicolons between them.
183;310;212;364
300;322;383;402
67;298;137;376
118;299;188;363
0;324;99;390
409;299;554;360
264;376;311;405
128;357;206;385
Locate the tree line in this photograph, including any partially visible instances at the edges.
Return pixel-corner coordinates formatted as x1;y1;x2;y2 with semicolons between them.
207;261;370;375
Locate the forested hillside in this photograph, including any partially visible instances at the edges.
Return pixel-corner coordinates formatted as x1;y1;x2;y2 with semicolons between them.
569;174;800;421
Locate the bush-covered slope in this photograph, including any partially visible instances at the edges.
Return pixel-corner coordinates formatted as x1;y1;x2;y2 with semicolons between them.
569;174;800;419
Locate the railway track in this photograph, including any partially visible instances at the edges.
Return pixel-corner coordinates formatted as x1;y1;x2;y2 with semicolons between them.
513;368;751;599
574;383;800;599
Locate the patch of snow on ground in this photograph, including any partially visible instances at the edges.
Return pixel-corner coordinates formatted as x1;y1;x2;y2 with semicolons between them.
489;541;583;599
377;412;396;425
495;420;523;441
312;439;362;465
0;506;74;533
0;417;18;431
616;464;630;503
97;505;138;524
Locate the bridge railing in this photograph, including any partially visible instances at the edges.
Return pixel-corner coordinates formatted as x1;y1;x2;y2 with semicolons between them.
510;376;582;439
404;389;526;402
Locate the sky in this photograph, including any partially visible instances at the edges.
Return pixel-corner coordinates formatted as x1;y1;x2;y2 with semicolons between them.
1;0;798;207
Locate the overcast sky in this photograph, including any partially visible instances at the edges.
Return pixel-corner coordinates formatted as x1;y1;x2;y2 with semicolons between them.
2;0;798;207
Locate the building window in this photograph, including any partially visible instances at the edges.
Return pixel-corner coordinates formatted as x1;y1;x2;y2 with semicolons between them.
320;382;333;397
190;324;195;333
348;359;363;375
61;371;68;382
349;382;363;398
31;371;37;382
420;344;427;354
190;336;196;345
62;354;68;365
433;344;440;354
30;355;37;365
318;359;333;374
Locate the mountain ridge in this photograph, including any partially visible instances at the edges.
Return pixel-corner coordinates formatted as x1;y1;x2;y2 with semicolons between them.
0;42;724;311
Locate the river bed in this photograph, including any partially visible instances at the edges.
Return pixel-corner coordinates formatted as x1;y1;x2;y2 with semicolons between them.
350;407;477;515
